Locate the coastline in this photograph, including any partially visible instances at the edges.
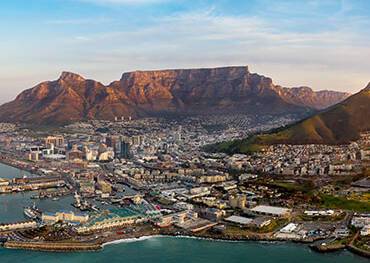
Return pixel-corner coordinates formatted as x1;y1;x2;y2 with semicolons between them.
3;232;369;259
100;233;369;259
0;157;37;176
101;234;369;259
0;155;368;259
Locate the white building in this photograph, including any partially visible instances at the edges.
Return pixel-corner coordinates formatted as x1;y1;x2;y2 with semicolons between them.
250;205;292;217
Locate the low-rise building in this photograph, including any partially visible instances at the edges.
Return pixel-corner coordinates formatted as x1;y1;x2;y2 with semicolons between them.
249;205;292;217
360;225;370;236
42;211;89;225
334;226;350;238
225;215;253;226
0;221;37;232
199;208;226;221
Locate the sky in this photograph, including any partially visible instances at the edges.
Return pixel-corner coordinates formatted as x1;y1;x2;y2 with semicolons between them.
0;0;370;103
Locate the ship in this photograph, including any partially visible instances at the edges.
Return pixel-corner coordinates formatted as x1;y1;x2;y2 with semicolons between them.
79;200;93;211
72;191;81;208
23;203;41;219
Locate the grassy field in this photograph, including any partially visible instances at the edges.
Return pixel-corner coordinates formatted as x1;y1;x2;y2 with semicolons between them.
269;181;314;194
297;212;346;222
203;136;262;154
319;194;370;212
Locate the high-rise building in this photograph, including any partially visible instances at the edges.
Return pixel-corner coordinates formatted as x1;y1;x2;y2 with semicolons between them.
106;135;132;159
120;140;131;159
131;135;144;146
45;135;65;148
106;135;121;157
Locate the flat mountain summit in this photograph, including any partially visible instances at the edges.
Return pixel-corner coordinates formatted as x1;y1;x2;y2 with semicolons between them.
0;66;350;125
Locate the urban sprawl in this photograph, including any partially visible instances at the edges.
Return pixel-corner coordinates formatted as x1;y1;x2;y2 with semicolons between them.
0;115;369;256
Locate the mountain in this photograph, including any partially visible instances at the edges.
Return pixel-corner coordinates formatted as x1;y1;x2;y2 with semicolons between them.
279;86;350;110
210;83;370;153
0;66;349;125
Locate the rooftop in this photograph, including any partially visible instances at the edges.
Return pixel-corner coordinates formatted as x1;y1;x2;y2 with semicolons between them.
250;205;291;216
225;215;253;225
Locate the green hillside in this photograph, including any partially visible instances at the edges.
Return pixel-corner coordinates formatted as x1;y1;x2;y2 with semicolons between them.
209;84;370;154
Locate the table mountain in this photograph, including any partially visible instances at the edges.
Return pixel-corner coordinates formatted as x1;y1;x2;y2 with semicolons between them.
0;66;349;125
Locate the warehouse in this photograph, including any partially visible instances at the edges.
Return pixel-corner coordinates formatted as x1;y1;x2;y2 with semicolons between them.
249;205;291;217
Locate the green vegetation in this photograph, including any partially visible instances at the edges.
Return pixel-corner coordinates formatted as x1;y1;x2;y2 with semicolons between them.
205;88;370;154
204;136;263;154
319;194;370;212
297;212;346;222
256;218;288;233
222;225;251;237
354;236;370;252
156;197;174;205
269;181;314;194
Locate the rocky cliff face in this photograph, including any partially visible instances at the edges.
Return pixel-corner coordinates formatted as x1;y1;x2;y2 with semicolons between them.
0;66;349;125
280;86;350;110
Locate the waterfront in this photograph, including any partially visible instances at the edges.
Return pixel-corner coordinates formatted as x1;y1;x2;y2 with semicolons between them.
0;161;74;223
0;191;75;223
0;237;368;263
0;162;33;179
0;162;138;224
0;154;368;261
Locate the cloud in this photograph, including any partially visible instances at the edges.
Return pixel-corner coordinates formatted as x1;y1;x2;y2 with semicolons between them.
45;17;113;25
78;0;168;5
3;2;370;99
61;7;370;92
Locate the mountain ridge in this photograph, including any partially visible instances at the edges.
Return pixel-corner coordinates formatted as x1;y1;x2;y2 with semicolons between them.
0;66;350;125
209;83;370;153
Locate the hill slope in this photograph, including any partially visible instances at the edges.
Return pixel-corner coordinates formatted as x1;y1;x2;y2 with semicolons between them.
0;66;349;125
211;83;370;153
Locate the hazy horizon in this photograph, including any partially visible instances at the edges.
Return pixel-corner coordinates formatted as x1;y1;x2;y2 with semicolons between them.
1;0;370;103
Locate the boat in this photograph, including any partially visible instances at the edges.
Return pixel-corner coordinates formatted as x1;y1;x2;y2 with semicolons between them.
91;205;99;212
23;203;40;219
72;191;82;208
24;207;37;219
111;197;123;203
52;197;60;201
79;200;92;211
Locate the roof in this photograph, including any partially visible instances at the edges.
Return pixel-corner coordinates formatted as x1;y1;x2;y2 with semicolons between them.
250;205;291;216
280;223;297;233
85;208;140;226
225;215;253;225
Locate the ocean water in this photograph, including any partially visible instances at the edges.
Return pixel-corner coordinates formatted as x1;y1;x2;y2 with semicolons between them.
0;163;367;263
0;162;136;223
0;162;33;179
0;162;78;223
0;191;76;223
0;237;367;263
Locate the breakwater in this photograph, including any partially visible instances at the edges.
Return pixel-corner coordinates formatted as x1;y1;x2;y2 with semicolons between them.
4;240;102;252
1;237;366;263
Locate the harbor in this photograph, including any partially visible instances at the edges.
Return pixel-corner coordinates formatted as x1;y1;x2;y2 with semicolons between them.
0;154;369;259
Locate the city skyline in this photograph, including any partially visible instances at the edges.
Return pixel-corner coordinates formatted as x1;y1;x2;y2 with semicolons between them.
1;0;370;103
